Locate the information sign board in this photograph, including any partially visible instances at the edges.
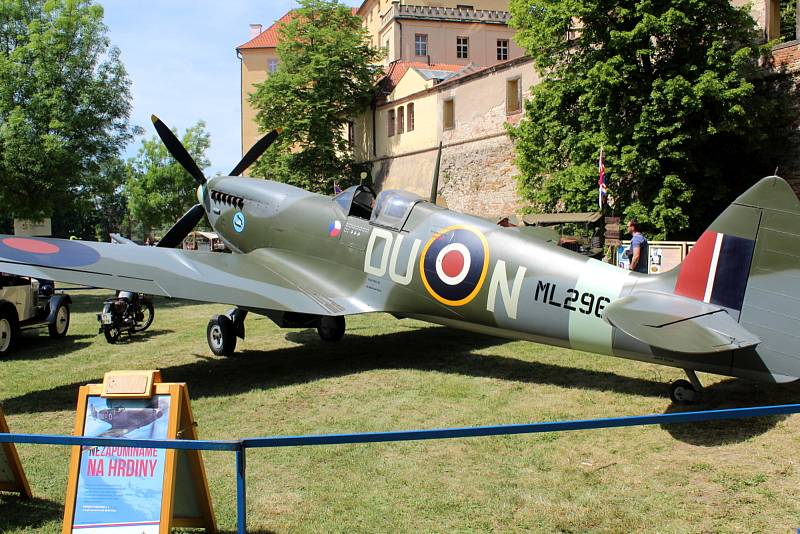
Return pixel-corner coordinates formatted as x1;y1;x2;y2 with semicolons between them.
62;371;215;533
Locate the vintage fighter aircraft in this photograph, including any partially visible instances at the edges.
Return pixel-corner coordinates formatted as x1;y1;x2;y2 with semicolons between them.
0;116;798;403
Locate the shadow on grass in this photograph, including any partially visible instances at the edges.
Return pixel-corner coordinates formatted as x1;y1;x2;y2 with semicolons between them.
661;379;800;446
4;325;797;445
5;333;94;361
3;326;666;415
99;328;175;345
0;495;63;529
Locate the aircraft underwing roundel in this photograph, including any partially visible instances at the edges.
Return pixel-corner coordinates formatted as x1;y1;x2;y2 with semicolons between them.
419;225;490;306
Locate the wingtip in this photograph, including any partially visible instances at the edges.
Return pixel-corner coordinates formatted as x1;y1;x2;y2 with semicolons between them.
151;114;159;124
276;127;284;134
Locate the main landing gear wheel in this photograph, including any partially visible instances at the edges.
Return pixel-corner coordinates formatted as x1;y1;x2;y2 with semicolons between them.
207;314;236;356
48;303;70;338
0;309;16;356
317;316;345;342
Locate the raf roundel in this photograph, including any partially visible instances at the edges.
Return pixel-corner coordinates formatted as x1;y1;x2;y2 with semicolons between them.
0;237;100;268
419;225;490;306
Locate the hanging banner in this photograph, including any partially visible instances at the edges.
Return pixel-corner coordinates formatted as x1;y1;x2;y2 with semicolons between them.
62;370;216;533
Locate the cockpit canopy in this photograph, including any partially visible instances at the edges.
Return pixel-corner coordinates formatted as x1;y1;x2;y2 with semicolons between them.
333;186;423;230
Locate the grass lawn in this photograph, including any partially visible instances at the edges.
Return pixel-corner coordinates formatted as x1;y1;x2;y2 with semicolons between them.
1;289;799;533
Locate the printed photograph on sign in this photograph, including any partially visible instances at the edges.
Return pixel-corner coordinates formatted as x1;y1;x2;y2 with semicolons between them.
71;395;170;533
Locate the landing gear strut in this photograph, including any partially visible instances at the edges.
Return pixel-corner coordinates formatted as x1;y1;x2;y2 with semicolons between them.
207;308;247;356
669;369;704;404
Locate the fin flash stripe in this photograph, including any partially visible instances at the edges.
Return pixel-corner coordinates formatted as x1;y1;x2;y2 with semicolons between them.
675;231;754;311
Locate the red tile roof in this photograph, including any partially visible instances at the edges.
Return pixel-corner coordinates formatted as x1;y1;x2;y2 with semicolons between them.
237;8;359;51
384;61;465;89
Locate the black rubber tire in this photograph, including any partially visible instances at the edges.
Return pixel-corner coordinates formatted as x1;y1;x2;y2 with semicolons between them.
317;316;346;342
207;314;237;356
48;303;70;338
0;307;18;356
103;325;121;344
669;379;698;404
134;301;155;332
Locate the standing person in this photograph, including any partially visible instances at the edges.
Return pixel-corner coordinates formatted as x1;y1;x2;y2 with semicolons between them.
626;220;649;274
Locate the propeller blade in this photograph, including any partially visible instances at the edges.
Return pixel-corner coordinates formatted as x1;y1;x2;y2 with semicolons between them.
229;129;281;177
151;115;207;185
157;204;206;248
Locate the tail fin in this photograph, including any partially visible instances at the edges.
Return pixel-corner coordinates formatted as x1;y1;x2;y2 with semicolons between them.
673;176;800;382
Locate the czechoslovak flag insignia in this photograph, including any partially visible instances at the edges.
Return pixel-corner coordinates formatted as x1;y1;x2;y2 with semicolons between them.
329;220;342;237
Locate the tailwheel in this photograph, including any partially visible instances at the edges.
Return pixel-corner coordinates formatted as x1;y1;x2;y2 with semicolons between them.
207;314;237;356
669;379;699;404
317;316;345;342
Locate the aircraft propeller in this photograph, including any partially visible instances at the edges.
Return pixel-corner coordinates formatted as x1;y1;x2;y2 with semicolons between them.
149;115;280;248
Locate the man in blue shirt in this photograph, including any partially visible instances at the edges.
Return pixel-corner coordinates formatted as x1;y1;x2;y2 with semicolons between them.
626;220;649;274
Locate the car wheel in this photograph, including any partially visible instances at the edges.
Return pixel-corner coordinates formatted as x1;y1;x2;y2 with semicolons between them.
48;303;70;338
0;308;17;356
103;325;121;344
207;314;236;356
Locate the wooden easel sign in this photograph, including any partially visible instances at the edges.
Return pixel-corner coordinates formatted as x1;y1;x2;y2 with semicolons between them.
62;370;216;533
0;405;32;498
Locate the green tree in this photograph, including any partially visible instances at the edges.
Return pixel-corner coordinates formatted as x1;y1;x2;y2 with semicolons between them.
781;0;796;41
249;0;382;193
0;0;133;221
509;0;794;238
125;121;210;235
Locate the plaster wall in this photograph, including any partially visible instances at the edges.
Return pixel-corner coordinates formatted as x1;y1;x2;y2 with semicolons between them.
240;48;278;159
396;19;523;66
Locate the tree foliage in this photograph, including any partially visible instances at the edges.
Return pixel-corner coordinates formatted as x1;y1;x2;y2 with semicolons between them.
0;0;133;220
249;0;382;193
509;0;794;238
125;121;210;234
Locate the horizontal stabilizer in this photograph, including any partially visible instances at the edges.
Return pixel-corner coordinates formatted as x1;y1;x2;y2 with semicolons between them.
604;291;760;354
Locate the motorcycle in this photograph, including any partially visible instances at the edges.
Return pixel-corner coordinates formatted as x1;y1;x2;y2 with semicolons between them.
97;291;155;343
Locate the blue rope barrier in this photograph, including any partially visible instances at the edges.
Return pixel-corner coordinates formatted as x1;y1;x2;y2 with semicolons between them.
242;403;800;448
1;402;799;534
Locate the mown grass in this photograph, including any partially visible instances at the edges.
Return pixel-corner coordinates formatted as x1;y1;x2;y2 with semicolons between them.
1;289;799;533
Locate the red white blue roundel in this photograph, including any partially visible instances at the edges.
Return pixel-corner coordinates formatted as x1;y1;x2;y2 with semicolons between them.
0;237;100;267
419;225;490;306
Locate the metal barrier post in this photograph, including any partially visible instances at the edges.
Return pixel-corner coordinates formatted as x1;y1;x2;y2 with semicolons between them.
237;445;247;534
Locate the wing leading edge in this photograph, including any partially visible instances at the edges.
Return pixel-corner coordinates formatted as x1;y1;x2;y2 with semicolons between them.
603;290;760;354
0;236;376;317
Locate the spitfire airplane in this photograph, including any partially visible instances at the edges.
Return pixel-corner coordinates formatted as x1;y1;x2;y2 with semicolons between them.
0;116;798;403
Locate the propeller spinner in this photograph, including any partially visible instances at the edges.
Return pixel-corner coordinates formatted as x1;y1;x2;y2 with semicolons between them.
149;115;279;248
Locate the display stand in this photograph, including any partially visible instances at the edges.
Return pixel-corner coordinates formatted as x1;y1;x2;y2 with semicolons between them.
62;370;216;533
0;405;32;498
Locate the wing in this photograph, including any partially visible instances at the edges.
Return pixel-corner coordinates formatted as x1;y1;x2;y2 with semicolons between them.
0;236;380;316
603;290;760;354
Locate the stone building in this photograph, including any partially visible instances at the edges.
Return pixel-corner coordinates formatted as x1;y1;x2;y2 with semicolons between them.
239;0;800;217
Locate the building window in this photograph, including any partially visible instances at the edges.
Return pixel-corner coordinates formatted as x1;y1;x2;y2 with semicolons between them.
443;99;455;130
268;59;279;73
457;5;474;9
347;121;355;147
497;39;509;61
506;78;521;114
457;37;469;59
397;106;405;134
388;109;396;137
415;34;428;57
407;103;415;132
